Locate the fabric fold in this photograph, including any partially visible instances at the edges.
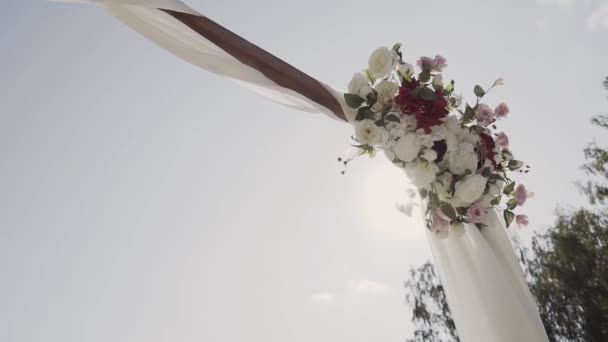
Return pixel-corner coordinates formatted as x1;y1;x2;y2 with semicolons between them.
425;209;550;342
59;0;352;121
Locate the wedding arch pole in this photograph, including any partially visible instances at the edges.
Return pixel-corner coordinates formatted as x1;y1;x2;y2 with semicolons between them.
58;1;549;341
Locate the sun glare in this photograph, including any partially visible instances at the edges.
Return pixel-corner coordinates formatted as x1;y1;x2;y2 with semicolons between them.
358;160;426;241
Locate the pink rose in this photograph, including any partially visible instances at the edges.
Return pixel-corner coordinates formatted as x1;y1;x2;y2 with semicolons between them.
466;203;487;224
476;103;494;127
494;102;509;118
416;55;448;72
417;56;435;71
433;55;448;72
516;215;529;228
495;132;509;148
514;184;529;205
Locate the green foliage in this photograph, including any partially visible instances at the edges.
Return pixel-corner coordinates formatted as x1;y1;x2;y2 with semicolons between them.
344;93;365;109
579;114;608;205
405;262;460;342
578;78;608;205
527;209;608;341
474;85;485;98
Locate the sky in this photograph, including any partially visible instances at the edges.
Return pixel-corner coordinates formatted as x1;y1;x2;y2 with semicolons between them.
0;0;607;341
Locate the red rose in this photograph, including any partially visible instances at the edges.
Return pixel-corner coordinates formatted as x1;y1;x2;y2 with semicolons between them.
394;80;449;133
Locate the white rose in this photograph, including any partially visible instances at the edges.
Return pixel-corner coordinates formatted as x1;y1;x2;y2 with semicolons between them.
373;80;399;111
368;47;396;78
446;131;459;152
354;120;388;146
454;174;488;205
393;134;422;162
445;115;462;134
430;125;448;142
404;162;437;189
348;73;373;98
398;63;414;77
421;149;438;162
448;144;478;175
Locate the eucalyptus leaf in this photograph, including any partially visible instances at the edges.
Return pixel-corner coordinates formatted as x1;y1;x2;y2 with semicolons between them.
357;106;375;120
504;210;515;228
344;93;365;109
503;181;516;195
489;174;505;182
463;105;476;123
419;70;431;83
507;198;518;210
385;114;401;123
419;188;428;200
490;195;501;206
429;191;440;207
366;91;378;108
482;167;491;178
418;88;438;101
440;202;457;221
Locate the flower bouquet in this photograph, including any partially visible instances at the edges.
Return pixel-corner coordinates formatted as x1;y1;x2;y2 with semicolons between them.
342;44;532;235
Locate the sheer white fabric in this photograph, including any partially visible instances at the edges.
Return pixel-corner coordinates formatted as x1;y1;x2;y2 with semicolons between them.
425;208;549;342
59;0;352;121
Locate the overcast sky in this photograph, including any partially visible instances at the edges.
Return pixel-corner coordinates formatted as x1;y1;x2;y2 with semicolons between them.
1;0;607;341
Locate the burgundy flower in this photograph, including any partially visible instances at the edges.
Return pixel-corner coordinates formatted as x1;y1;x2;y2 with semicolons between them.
432;140;448;163
478;132;497;168
394;80;449;133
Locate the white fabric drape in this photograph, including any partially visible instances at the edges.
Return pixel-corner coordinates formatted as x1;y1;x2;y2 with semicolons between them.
59;0;353;122
425;208;550;342
60;1;549;341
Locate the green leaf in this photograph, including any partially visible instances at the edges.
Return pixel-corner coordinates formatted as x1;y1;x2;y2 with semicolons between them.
344;93;365;109
463;104;476;123
456;206;467;216
418;88;438;101
366;91;378;108
429;191;440;207
503;181;516;195
419;70;431;83
384;114;401;123
440;202;457;221
481;167;491;178
507;198;518;210
490;195;501;206
503;210;515;228
356;106;375;121
489;173;505;182
419;189;428;200
474;85;486;97
508;160;523;171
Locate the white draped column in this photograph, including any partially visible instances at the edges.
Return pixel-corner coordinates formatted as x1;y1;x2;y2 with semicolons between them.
425;209;549;342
